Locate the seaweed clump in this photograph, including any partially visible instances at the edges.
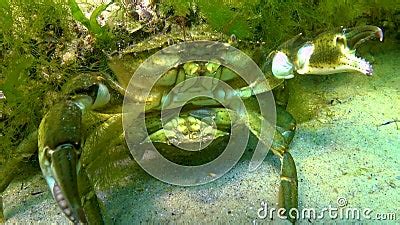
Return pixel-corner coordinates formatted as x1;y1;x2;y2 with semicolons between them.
159;0;259;39
0;0;77;162
159;0;400;49
0;0;160;164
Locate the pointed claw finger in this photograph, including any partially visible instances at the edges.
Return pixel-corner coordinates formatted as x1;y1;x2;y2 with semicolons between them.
50;144;87;224
343;25;384;49
40;144;87;224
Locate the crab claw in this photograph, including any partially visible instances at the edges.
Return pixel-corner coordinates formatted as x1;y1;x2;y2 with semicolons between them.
38;101;87;224
294;25;383;77
42;144;87;224
340;25;384;76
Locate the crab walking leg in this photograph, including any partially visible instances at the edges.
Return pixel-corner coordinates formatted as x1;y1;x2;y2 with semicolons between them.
190;108;298;223
0;131;38;222
278;151;298;223
272;107;298;223
77;114;128;225
77;166;105;224
248;107;298;223
0;131;38;192
245;110;298;223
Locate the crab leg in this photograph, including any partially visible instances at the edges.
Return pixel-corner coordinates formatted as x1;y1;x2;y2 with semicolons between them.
245;109;298;223
278;151;298;223
1;130;38;222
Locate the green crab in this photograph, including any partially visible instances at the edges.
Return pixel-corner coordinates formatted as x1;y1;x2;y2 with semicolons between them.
0;24;383;224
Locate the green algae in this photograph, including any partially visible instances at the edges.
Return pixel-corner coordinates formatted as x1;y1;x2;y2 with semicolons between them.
68;0;114;45
161;0;400;45
0;0;76;159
